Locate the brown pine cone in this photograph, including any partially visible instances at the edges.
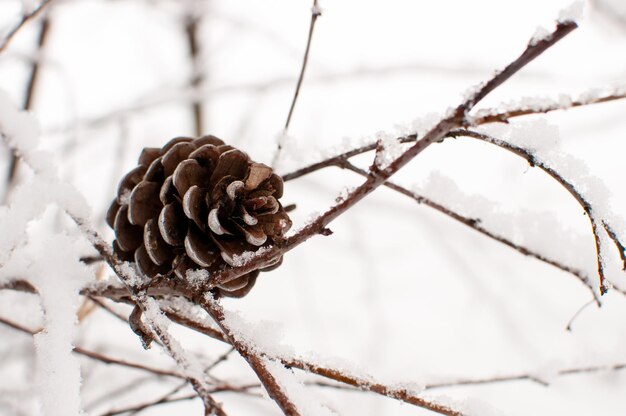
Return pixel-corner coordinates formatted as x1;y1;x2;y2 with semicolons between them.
106;135;292;298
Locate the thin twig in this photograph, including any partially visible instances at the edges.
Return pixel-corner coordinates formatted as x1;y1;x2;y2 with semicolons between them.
272;0;321;167
565;299;596;331
602;221;626;270
472;89;626;125
201;294;303;416
0;315;185;379
281;358;466;416
68;220;227;416
201;21;579;291
88;296;132;324
206;347;236;373
281;88;626;182
101;382;189;416
185;15;204;136
283;0;320;129
424;361;626;389
4;15;51;203
192;297;466;416
0;0;54;53
260;21;577;282
100;393;197;416
450;129;608;294
101;383;260;416
341;160;600;303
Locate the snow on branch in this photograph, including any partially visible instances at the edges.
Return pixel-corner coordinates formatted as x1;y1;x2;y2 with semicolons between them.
471;84;626;125
452;125;624;295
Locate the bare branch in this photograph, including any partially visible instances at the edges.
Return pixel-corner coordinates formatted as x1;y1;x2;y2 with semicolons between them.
4;15;51;203
0;0;54;54
424;361;626;389
201;294;303;416
68;219;227;416
472;88;626;125
340;160;601;303
284;1;321;130
185;15;204;136
282;86;626;182
602;221;626;270
266;21;580;280
0;315;185;379
450;129;610;294
273;0;322;167
100;383;259;416
281;358;466;416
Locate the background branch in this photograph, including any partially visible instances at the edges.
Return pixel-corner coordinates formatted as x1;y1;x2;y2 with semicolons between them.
0;0;53;53
272;0;321;168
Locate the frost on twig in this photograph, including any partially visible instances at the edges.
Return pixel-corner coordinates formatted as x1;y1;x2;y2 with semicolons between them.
471;84;626;125
458;122;624;295
558;1;585;23
0;230;91;415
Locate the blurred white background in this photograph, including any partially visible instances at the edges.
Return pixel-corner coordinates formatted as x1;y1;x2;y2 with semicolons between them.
1;0;626;415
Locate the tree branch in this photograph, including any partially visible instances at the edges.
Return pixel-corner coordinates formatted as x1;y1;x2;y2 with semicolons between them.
4;15;51;203
68;220;227;416
471;87;626;125
281;357;466;416
273;0;321;167
284;0;320;131
185;14;204;137
424;361;626;389
0;0;54;54
0;315;185;379
449;129;612;294
340;160;601;303
201;294;303;416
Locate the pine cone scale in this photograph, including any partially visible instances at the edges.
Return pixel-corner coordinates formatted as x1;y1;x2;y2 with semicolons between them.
208;149;249;189
144;218;174;266
128;181;162;226
173;159;208;196
114;205;142;252
158;203;187;246
108;135;291;297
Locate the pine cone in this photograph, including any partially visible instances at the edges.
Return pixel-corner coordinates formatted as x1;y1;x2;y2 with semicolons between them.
106;135;292;298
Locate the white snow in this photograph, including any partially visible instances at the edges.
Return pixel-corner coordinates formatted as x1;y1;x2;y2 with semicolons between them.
374;131;404;170
471;84;626;125
481;118;560;154
411;112;443;136
474;119;623;293
220;307;295;358
0;215;92;416
31;233;89;416
143;297;207;383
262;357;335;416
0;90;40;153
559;1;585;23
0;90;100;414
530;26;551;45
185;268;210;288
230;246;274;267
415;170;596;280
311;3;323;16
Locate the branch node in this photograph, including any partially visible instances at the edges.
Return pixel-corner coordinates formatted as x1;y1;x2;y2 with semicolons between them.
129;304;154;349
319;227;333;236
